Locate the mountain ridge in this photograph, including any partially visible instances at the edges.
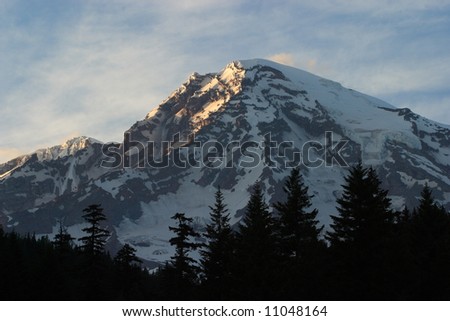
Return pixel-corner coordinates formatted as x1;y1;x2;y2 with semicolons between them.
1;59;449;263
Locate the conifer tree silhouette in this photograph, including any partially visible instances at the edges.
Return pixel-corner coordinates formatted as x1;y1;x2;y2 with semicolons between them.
234;183;278;299
274;167;323;260
200;187;235;299
79;204;110;256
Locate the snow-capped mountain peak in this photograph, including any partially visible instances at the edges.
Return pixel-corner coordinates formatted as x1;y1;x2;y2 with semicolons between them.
1;59;449;264
35;136;103;162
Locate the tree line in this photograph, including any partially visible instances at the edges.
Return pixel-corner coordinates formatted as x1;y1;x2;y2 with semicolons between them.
1;163;449;300
0;204;155;300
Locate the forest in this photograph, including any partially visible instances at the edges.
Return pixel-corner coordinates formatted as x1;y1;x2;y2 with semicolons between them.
1;163;450;301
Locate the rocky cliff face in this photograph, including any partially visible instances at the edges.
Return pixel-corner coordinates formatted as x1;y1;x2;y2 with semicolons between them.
1;59;449;263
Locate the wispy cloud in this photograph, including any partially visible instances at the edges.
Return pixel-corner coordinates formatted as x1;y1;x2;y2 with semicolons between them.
267;53;295;66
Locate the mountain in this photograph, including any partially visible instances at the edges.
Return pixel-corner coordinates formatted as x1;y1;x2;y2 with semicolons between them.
1;59;449;263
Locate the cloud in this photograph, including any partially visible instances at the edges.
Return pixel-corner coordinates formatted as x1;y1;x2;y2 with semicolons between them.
267;53;296;66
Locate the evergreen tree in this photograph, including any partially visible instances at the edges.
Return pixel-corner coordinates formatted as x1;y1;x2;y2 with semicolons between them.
273;167;326;299
53;218;75;255
168;212;202;297
78;204;111;256
395;206;411;225
409;185;450;299
325;163;396;299
326;163;393;245
200;187;235;299
114;243;142;269
234;183;278;299
113;243;147;299
77;205;113;299
274;167;323;260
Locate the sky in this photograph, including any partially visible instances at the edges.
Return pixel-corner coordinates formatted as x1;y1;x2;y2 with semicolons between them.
1;0;450;163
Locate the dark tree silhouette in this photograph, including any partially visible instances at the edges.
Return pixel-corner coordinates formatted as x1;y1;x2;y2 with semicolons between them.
200;187;235;299
274;167;324;260
234;183;278;299
167;212;202;298
114;243;142;268
408;185;450;299
326;163;393;246
325;163;396;299
78;204;111;256
273;167;326;299
53;218;75;255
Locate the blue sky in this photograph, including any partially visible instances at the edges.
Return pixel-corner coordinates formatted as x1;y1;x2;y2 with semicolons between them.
1;0;450;163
